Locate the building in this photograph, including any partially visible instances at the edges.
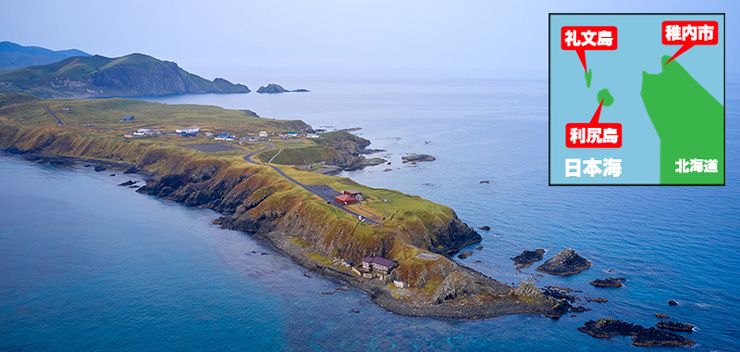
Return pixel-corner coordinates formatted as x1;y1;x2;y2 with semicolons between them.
361;256;398;275
215;133;232;140
342;190;363;201
335;194;358;205
393;280;407;288
306;133;319;139
259;131;268;137
176;126;200;134
120;115;135;122
287;132;298;137
133;128;151;136
204;132;214;137
341;260;353;268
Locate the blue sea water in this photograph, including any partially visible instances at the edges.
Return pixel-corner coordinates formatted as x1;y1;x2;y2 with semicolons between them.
2;70;739;351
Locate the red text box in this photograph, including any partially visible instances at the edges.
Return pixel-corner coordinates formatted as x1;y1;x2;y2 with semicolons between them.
566;123;622;148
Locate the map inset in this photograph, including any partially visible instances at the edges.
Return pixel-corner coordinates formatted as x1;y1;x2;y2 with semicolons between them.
549;14;724;185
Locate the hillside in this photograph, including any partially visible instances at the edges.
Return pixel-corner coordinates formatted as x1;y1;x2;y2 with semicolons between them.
0;53;250;98
0;41;90;71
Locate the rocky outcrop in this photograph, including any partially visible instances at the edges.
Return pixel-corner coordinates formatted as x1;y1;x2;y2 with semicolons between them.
578;319;695;347
402;153;436;164
633;327;695;347
511;282;546;301
590;277;626;287
656;321;694;332
511;249;545;268
256;83;309;94
578;318;643;339
431;271;480;304
535;248;591;276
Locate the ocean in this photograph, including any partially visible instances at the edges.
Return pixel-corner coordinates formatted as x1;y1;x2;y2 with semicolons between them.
1;70;738;351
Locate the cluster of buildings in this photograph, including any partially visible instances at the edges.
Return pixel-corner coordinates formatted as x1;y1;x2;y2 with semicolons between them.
119;115;321;143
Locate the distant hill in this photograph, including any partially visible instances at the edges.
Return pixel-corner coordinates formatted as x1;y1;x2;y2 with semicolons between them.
0;53;250;98
0;41;90;71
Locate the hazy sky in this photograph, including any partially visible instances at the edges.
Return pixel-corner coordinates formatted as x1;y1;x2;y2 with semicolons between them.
1;0;738;77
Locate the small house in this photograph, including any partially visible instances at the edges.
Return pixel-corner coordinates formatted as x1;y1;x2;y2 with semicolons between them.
120;115;135;122
215;133;231;140
341;260;353;268
306;133;319;139
205;132;214;137
259;131;268;137
287;132;298;137
335;194;358;205
393;280;407;288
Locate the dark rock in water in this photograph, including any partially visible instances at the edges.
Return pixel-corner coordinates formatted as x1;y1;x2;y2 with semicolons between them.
303;273;311;278
475;246;483;250
656;321;694;333
118;180;138;186
633;327;695;347
480;180;491;184
256;83;307;93
93;165;106;172
479;226;491;231
585;297;608;303
578;318;643;339
351;309;360;313
457;251;473;259
128;185;139;188
511;248;545;268
109;173;116;176
84;164;92;167
655;313;670;319
335;286;350;291
590;277;626;288
543;286;578;303
578;319;695;347
123;166;138;174
401;153;436;164
668;300;678;306
474;260;482;263
321;291;334;295
535;248;591;276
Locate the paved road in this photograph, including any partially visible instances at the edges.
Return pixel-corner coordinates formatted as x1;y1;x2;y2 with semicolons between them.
244;143;377;224
42;105;65;125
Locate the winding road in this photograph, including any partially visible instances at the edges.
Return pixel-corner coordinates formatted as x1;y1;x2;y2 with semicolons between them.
244;142;377;224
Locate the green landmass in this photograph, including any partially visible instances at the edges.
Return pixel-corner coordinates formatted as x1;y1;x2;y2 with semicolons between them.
0;41;91;71
0;93;576;319
585;68;593;88
0;53;250;98
641;56;724;184
597;89;614;107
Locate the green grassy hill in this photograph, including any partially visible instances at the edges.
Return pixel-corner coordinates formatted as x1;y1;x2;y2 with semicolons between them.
0;53;250;98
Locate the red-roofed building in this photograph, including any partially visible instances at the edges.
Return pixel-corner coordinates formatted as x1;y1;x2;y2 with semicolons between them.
343;190;363;201
335;194;358;205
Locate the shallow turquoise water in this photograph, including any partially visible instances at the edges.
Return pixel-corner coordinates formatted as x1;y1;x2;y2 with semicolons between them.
2;73;739;351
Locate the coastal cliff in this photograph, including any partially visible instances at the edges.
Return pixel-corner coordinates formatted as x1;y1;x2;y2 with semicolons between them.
0;99;578;319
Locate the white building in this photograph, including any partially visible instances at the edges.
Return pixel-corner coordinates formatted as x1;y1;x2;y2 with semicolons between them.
176;126;200;134
259;131;268;137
